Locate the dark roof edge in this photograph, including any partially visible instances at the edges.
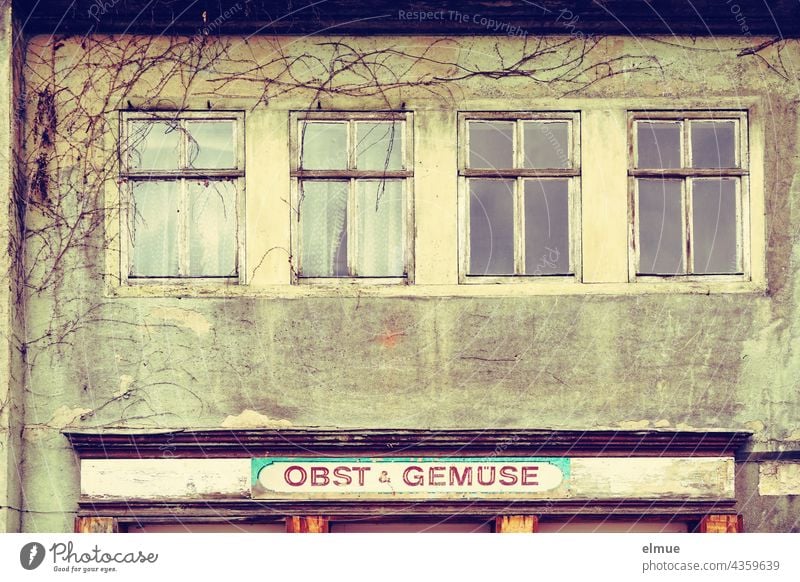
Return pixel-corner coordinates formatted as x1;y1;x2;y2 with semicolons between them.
14;1;800;38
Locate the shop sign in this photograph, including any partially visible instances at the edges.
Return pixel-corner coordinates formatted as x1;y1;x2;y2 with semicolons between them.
251;457;570;499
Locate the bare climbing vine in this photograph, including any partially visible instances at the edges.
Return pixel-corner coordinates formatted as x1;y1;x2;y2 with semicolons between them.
13;31;668;425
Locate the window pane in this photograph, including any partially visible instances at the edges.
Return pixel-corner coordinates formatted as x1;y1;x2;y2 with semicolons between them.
691;121;736;168
299;181;348;276
128;121;180;170
355;180;404;276
524;179;570;274
300;122;347;169
331;521;492;533
637;179;685;275
186;121;236;169
187;180;237;276
356;122;402;170
523;121;570;169
637;122;681;169
537;520;688;533
129;523;286;533
692;179;739;274
469;179;515;275
130;181;180;276
468;122;514;169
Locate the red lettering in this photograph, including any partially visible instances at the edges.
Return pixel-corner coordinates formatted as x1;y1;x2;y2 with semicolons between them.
311;466;330;486
284;466;307;487
522;466;539;486
498;465;518;486
449;466;473;486
477;466;496;486
332;466;352;486
403;466;423;486
351;466;370;486
429;466;446;486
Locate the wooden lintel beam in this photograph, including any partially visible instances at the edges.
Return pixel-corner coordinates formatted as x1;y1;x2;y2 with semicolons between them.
286;516;329;533
74;517;119;533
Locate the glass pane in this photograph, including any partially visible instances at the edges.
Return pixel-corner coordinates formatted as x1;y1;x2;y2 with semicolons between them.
299;181;348;276
300;122;347;169
637;179;685;275
331;521;492;533
128;121;180;170
468;121;514;169
537;520;688;533
637;122;681;169
356;122;403;170
524;179;570;274
523;121;570;169
691;121;736;168
355;180;404;276
692;179;739;274
130;523;286;533
469;179;515;275
129;181;180;276
187;180;237;276
186;121;236;169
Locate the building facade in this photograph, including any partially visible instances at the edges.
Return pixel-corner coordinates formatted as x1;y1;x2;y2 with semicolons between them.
1;0;799;533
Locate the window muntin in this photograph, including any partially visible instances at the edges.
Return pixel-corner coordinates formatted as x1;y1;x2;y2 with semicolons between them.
121;113;244;281
291;112;413;281
459;113;580;280
630;112;747;278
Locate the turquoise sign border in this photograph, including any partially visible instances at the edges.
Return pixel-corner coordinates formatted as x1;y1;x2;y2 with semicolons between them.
252;457;571;487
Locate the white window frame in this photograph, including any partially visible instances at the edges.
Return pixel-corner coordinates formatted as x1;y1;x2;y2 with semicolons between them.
457;111;582;284
628;110;750;283
289;111;415;284
119;111;246;285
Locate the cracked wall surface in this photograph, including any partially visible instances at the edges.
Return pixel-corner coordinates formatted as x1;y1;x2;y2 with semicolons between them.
0;2;25;533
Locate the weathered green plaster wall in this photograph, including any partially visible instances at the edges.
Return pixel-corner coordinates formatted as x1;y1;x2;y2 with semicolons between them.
0;0;25;533
13;34;800;532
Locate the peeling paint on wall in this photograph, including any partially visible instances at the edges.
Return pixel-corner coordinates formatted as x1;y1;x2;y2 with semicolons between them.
617;420;652;430
46;405;93;428
221;410;293;429
758;462;800;495
113;374;134;398
148;306;212;336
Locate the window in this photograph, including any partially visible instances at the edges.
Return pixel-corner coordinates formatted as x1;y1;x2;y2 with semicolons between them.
121;112;245;281
459;112;580;282
629;111;749;279
290;112;413;281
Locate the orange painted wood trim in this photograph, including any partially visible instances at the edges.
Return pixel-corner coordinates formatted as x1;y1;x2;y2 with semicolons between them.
74;517;119;533
286;516;329;533
495;515;538;533
698;514;742;533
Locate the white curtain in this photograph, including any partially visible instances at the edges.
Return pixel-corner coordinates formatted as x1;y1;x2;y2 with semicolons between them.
356;180;404;276
300;180;348;276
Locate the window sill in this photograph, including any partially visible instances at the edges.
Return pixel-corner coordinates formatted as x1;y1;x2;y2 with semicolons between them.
126;277;239;285
460;275;577;285
633;274;748;283
105;280;766;299
294;277;409;286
